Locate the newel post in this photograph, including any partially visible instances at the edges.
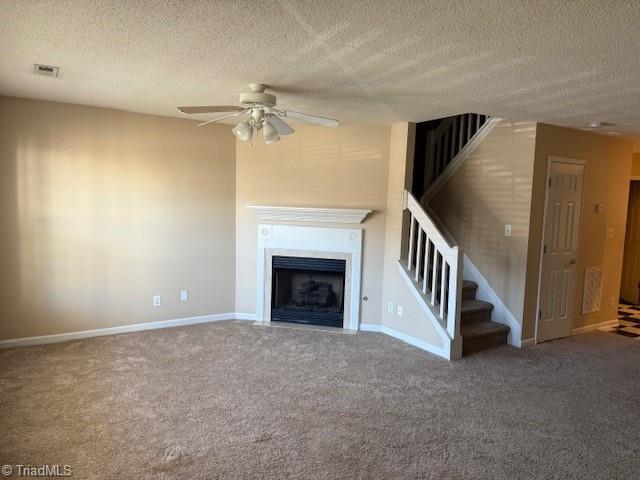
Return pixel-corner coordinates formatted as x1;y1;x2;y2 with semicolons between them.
448;246;463;360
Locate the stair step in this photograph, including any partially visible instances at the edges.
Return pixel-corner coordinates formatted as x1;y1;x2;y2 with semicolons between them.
461;321;510;356
462;280;478;301
460;299;493;324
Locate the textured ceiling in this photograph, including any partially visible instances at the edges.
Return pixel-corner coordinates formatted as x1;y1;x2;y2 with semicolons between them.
1;0;639;139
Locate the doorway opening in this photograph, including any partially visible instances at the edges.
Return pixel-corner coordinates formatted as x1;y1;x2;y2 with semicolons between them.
611;180;640;338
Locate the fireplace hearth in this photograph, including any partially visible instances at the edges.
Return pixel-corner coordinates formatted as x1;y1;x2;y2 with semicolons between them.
271;256;346;328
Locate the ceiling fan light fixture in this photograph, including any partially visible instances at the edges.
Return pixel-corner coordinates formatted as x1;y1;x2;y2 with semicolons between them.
232;121;253;142
263;121;281;144
177;83;340;145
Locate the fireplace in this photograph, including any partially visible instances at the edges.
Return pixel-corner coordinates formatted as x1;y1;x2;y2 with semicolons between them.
271;256;346;328
254;224;363;330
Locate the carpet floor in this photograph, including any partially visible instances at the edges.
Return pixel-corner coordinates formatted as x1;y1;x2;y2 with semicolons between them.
0;321;638;479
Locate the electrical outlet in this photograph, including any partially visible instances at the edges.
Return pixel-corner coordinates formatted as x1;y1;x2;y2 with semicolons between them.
397;305;403;316
152;295;161;307
504;224;512;237
180;289;189;301
610;296;616;307
387;302;394;314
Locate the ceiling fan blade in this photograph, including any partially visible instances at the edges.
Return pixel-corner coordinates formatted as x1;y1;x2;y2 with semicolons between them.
284;110;340;128
268;115;295;135
197;110;247;127
177;106;244;114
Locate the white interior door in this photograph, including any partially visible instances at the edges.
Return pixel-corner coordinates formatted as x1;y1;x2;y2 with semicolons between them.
621;182;640;304
537;159;584;343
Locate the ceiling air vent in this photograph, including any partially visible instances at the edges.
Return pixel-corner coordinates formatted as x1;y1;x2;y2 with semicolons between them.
33;64;59;78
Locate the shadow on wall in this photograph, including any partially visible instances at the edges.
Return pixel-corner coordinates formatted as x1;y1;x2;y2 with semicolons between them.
5;130;164;332
0;97;237;340
1;128;21;329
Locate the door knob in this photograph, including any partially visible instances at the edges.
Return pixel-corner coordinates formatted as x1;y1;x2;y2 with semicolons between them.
570;259;577;265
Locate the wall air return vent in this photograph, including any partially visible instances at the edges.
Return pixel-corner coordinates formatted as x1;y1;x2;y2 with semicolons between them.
582;266;603;315
33;64;59;78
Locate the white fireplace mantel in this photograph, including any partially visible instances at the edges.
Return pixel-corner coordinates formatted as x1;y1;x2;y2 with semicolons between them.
247;205;371;224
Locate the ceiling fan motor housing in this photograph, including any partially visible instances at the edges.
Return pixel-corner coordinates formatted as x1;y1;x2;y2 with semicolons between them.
240;92;276;107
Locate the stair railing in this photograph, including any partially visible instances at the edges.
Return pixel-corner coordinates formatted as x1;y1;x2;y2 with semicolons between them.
403;190;462;342
422;114;490;196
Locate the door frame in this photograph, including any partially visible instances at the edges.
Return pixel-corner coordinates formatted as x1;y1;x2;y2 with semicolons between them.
534;155;586;344
620;179;640;303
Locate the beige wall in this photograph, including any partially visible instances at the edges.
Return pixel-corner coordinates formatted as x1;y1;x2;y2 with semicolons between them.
5;93;629;352
0;96;236;340
378;124;445;347
235;124;390;324
429;120;537;329
523;124;633;338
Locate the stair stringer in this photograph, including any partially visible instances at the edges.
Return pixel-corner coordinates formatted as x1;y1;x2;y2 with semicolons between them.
462;254;522;347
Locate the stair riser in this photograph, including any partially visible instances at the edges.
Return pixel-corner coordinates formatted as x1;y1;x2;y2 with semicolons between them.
462;331;508;356
461;309;492;324
461;287;477;301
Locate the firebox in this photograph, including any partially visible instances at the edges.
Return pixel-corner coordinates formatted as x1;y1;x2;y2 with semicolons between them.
271;256;346;328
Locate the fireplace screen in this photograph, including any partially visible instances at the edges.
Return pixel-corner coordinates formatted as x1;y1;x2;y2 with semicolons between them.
271;256;346;328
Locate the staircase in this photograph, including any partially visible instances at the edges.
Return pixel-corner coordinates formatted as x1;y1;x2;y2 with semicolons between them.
399;113;509;359
461;281;510;356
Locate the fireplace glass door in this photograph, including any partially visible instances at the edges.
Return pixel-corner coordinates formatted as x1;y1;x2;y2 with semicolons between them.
271;256;346;328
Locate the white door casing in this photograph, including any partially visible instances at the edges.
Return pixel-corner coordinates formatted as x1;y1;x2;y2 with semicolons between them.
536;158;585;343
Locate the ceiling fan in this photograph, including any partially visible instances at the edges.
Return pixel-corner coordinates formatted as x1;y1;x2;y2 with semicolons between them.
177;83;340;144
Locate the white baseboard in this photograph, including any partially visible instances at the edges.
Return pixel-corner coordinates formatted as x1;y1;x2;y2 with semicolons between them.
360;323;449;359
572;319;619;335
520;338;536;347
359;323;382;333
233;312;257;321
463;254;523;348
379;325;450;359
0;312;253;349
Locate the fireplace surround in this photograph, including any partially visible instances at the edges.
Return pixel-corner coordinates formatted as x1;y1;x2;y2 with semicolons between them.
254;223;363;330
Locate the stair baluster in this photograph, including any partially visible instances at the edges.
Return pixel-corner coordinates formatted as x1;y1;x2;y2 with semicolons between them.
412;113;493;203
402;191;463;347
